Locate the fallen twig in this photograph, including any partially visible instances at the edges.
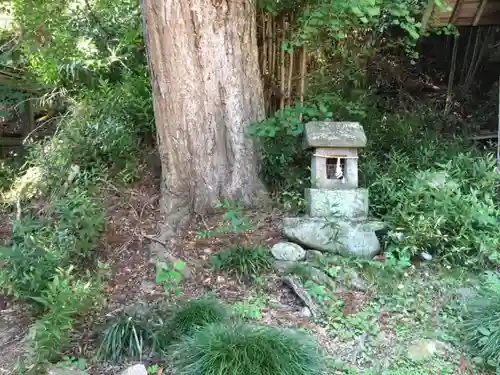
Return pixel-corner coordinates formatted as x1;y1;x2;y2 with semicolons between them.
282;275;321;318
143;233;166;246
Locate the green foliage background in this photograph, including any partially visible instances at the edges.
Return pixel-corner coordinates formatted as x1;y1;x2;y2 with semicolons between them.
0;0;498;372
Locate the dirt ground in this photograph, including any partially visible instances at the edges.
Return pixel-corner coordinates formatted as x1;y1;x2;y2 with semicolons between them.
0;170;333;374
0;168;481;375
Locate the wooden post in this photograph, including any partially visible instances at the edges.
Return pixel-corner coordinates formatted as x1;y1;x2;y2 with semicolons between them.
23;98;35;140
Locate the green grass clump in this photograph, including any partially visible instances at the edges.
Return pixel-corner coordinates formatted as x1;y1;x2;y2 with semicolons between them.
462;272;500;366
212;246;272;279
171;322;325;375
97;312;154;362
169;297;228;338
97;298;229;362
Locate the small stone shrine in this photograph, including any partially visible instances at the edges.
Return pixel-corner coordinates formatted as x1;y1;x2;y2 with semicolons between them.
283;121;385;258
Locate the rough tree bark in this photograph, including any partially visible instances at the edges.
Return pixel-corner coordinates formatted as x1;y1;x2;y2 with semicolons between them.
142;0;265;267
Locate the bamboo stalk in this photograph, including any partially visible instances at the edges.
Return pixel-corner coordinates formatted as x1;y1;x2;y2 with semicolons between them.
298;45;307;120
464;26;493;93
445;36;458;116
280;16;286;110
267;15;272;77
286;14;294;106
460;28;473;85
464;28;482;89
265;15;272;115
271;18;276;81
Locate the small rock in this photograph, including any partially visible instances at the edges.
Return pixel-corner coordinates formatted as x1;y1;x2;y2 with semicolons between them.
420;251;433;261
299;306;312;318
305;250;324;262
216;276;225;283
407;339;438;361
274;261;336;288
48;367;87;375
140;280;157;294
273;260;297;273
121;364;148;375
271;242;306;261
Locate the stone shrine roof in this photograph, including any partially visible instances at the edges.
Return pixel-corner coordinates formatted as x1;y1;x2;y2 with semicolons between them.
303;121;367;149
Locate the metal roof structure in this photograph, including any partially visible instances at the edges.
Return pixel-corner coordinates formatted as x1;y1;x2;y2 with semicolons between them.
431;0;500;26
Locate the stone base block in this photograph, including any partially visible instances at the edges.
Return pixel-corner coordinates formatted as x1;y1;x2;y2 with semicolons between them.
305;188;368;219
282;216;386;259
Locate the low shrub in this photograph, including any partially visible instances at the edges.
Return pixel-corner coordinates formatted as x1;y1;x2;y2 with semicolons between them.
368;150;500;265
249;103;330;211
462;272;500;367
171;322;325;375
0;189;104;302
98;298;229;362
212;246;273;279
30;266;104;365
19;77;151;194
26;104;139;185
98;310;155;363
168;297;228;338
0;158;18;192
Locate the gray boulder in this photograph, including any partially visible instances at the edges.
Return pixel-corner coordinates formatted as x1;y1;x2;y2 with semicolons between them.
283;217;384;258
48;368;87;375
271;242;306;261
121;364;148;375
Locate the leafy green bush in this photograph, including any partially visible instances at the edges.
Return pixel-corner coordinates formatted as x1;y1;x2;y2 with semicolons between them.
368;150;500;265
0;158;18;192
171;322;325;375
462;272;500;367
0;189;104;301
168;298;229;338
94;72;154;136
30;266;104;364
12;0;144;87
23;91;145;191
212;246;273;279
249;103;332;211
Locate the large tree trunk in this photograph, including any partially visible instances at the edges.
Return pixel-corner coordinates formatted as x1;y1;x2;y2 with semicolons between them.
142;0;265;265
